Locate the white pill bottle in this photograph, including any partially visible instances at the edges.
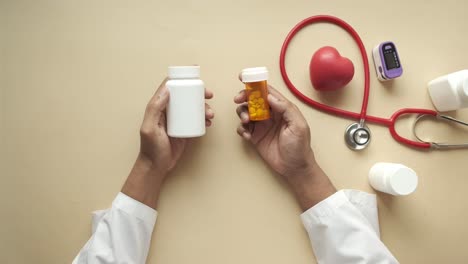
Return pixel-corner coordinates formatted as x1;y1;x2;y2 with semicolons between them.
427;70;468;112
166;66;205;138
368;162;418;196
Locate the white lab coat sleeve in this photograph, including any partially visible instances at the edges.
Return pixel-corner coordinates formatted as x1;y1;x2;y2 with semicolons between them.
72;192;157;264
301;189;399;264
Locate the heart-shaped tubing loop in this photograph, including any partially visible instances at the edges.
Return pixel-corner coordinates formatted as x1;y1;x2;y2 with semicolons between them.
279;15;370;122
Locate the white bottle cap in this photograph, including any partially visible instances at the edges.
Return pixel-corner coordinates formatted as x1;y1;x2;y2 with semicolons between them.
368;162;418;196
168;66;200;79
241;67;268;83
458;75;468;99
427;70;468;111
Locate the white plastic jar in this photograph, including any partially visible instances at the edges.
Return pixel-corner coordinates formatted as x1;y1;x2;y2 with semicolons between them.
166;66;205;138
368;162;418;196
427;70;468;112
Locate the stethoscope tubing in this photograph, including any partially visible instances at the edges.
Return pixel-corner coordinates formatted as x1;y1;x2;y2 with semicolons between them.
279;15;438;149
280;15;370;122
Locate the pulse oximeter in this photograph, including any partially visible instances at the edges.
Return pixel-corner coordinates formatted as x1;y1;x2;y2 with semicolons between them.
372;41;403;81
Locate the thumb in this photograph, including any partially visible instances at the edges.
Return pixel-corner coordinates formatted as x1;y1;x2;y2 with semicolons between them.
142;87;170;130
267;93;295;124
267;93;310;136
156;88;170;128
158;87;170;111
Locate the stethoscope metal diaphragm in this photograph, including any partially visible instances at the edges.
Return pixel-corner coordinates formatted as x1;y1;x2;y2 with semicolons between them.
345;123;371;150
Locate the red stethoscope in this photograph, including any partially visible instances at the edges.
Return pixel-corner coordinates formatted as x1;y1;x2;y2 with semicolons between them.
279;15;468;150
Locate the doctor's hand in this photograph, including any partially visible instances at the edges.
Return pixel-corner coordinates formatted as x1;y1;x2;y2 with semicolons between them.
122;78;215;209
234;85;335;210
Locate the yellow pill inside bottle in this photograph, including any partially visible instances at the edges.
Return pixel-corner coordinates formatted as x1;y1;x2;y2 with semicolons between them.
240;67;271;121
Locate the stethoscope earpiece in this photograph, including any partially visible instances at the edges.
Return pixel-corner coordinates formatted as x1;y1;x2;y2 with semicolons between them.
345;123;371;151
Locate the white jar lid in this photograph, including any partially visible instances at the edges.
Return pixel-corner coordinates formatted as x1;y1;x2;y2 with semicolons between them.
388;166;418;195
460;75;468;99
168;66;200;79
241;67;268;83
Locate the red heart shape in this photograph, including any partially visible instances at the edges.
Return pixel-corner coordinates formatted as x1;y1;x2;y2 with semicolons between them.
309;46;354;91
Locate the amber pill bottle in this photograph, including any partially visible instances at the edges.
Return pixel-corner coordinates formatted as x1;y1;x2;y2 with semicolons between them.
240;67;271;121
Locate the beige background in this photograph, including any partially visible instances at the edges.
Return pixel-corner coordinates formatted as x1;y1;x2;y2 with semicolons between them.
2;0;468;263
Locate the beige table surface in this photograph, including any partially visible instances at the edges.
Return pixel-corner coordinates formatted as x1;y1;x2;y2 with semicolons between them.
2;0;468;263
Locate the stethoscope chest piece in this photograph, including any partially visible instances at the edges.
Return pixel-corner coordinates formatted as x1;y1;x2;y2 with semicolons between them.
345;123;371;150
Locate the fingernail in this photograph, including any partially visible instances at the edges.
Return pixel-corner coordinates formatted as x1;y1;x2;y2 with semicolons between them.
241;112;248;121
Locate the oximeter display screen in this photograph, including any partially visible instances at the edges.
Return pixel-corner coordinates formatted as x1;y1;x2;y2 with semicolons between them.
384;52;398;69
383;44;400;70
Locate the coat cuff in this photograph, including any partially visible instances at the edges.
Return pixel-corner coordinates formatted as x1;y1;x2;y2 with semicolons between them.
300;190;378;231
300;190;348;226
112;192;158;225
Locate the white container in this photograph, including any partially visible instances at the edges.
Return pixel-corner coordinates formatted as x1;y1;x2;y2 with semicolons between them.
368;163;418;196
166;66;205;138
427;70;468;112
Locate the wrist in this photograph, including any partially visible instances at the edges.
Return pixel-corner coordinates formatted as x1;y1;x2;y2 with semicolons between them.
287;160;336;211
121;154;166;209
284;154;319;187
